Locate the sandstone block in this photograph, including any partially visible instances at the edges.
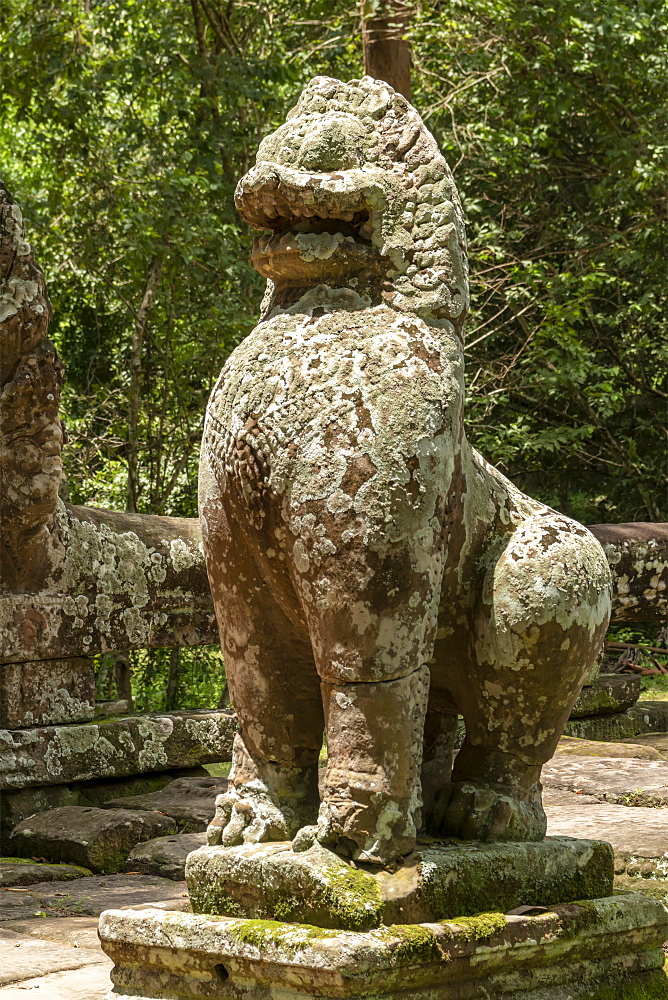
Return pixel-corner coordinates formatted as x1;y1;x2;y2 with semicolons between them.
186;836;613;929
9;806;176;873
0;657;94;728
0;709;236;790
569;673;640;718
104;775;228;832
98;893;668;1000
125;832;207;880
564;700;668;741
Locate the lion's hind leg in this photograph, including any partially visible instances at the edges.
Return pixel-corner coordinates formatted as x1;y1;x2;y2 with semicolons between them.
430;514;612;841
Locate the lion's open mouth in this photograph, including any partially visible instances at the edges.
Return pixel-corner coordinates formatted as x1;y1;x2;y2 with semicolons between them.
235;162;381;283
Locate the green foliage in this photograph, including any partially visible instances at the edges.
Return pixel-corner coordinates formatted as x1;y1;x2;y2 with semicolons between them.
412;0;667;521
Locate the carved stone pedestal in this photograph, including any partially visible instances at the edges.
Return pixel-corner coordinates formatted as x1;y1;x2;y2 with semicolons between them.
99;838;668;999
99;891;668;1000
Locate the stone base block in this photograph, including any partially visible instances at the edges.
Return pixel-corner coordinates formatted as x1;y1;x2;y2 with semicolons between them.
0;657;94;728
569;673;641;718
186;837;613;929
99;892;668;999
0;709;237;790
10;805;177;874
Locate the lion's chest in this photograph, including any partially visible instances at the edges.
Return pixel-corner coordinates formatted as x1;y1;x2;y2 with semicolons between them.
203;308;464;515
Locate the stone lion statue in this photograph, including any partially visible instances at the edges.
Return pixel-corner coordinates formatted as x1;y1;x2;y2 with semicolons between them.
199;76;612;865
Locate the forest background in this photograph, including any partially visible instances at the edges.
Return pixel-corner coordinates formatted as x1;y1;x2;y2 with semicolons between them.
1;0;665;711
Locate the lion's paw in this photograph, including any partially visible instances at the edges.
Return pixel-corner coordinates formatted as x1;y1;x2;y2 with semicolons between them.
206;781;299;847
428;780;546;842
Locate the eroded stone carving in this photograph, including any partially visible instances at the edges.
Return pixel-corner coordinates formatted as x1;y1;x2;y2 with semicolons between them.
201;75;612;865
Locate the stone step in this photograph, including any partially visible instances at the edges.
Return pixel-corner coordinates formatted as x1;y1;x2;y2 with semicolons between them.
0;859;91;888
9;806;176;874
103;775;228;832
125;832;207;880
541;751;668;806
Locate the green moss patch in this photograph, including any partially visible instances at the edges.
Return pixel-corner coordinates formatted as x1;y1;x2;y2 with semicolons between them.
229;918;334;955
444;911;508;940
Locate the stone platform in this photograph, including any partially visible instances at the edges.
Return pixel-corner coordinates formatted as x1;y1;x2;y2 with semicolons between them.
98;892;668;1000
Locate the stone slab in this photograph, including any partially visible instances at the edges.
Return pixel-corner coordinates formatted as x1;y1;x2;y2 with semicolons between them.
0;766;208;851
0;859;91;887
620;731;668;755
545;795;668;876
125;832;207;880
556;735;666;760
186;837;613;929
10;806;177;873
0;657;95;728
0;925;109;986
0;963;112;998
3;915;104;951
0;709;237;790
563;700;668;741
542;752;668;806
98;893;668;1000
0;873;189;923
570;673;641;718
104;775;228;832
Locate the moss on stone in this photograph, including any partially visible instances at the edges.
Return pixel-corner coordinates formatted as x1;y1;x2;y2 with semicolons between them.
383;924;443;965
444;911;508;940
614;874;668;903
228;918;334;955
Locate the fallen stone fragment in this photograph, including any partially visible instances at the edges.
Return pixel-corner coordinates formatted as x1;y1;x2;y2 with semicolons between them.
186;837;613;929
99;893;668;1000
9;806;176;873
569;673;640;718
0;873;188;923
104;775;227;832
0;926;110;986
0;858;91;887
545;795;668;878
556;735;665;760
542;753;668;807
125;831;206;880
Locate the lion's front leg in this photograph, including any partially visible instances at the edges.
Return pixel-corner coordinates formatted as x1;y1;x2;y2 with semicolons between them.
314;668;430;864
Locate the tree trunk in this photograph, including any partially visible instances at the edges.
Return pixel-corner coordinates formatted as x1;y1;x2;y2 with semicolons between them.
360;0;412;100
126;258;162;514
